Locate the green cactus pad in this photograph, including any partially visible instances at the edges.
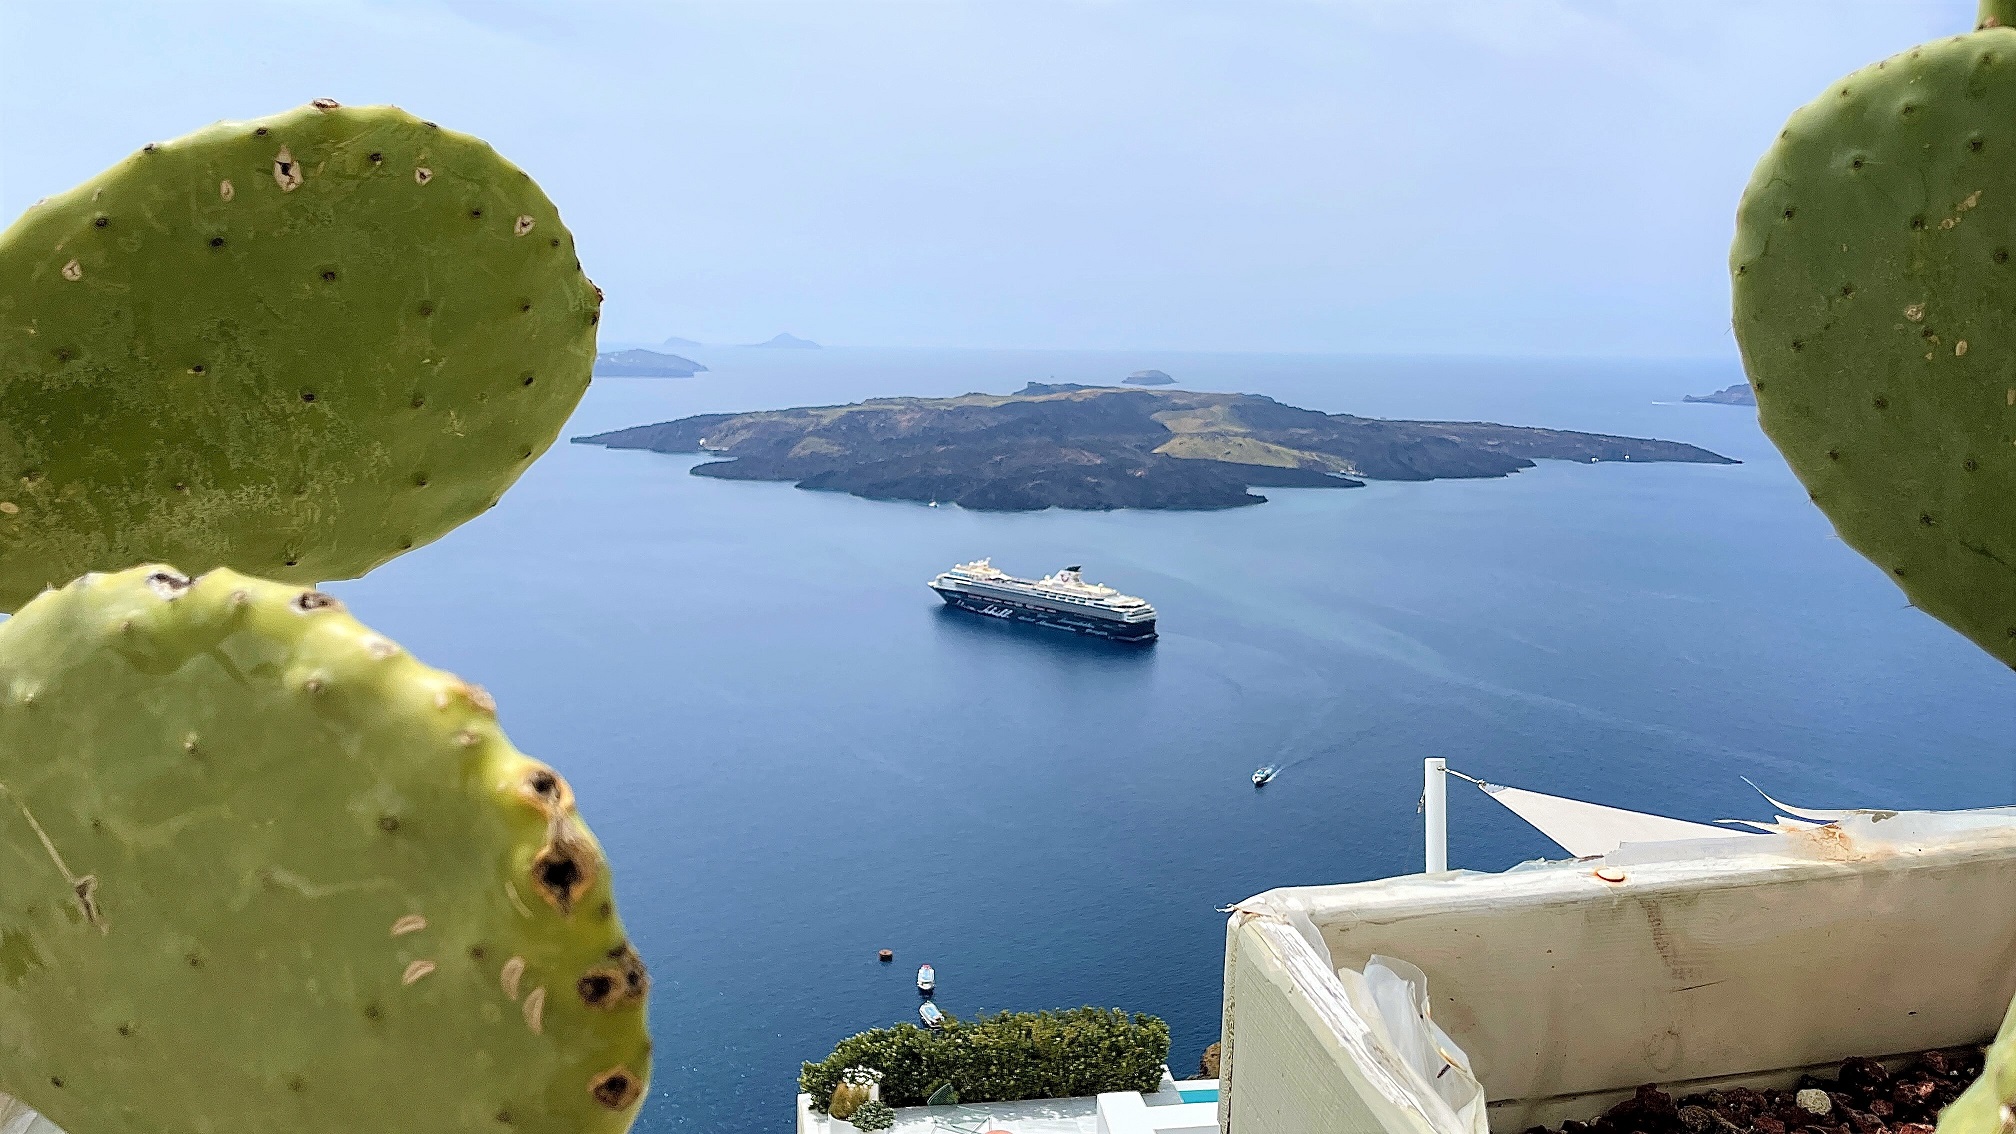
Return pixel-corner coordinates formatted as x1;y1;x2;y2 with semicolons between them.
0;565;648;1134
1936;991;2016;1134
1732;27;2016;668
0;102;597;612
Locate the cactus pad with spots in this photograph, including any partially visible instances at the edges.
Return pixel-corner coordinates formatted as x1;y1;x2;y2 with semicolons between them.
1732;27;2016;668
0;102;597;611
0;565;648;1134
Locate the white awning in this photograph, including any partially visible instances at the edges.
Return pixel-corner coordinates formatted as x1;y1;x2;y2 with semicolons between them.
1472;780;1758;858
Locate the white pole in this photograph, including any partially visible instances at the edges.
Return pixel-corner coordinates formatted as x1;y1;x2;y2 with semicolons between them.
1424;758;1448;873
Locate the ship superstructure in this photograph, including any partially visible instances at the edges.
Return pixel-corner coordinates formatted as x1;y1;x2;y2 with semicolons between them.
928;559;1157;642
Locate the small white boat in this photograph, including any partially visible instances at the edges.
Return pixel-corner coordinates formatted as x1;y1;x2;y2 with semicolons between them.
919;1001;946;1028
916;964;935;992
1252;766;1277;787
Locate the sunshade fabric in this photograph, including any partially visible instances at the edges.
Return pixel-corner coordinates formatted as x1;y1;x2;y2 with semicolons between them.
1477;782;1758;857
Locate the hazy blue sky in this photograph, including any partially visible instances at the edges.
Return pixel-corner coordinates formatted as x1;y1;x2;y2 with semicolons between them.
0;1;1974;355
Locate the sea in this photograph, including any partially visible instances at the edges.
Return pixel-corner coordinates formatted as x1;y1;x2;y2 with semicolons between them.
323;347;2012;1134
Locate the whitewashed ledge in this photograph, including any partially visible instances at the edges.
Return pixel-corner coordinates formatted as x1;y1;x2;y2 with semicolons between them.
796;1073;1220;1133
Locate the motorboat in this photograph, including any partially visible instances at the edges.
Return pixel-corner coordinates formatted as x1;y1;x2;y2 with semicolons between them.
917;964;935;993
919;1001;946;1028
1252;766;1277;787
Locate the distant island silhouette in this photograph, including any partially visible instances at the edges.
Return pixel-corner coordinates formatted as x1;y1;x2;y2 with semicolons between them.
645;334;821;351
573;382;1737;511
594;349;708;378
1124;370;1175;385
1683;383;1756;406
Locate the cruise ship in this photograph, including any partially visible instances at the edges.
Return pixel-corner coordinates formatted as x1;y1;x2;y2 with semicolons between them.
928;559;1157;642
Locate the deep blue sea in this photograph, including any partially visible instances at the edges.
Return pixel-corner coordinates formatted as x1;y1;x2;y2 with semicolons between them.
326;348;2011;1134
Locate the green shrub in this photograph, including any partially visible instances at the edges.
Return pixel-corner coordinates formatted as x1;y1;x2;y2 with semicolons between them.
850;1100;895;1131
801;1007;1169;1110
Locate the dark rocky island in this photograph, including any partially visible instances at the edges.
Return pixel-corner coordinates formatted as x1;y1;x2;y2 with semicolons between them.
572;383;1737;511
594;348;708;377
1683;382;1757;406
1125;369;1175;385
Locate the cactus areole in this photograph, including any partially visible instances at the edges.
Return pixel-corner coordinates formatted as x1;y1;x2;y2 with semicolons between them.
0;565;649;1134
0;102;598;612
1732;4;2016;669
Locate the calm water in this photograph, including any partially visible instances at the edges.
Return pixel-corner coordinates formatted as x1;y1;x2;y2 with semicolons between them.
325;348;2010;1134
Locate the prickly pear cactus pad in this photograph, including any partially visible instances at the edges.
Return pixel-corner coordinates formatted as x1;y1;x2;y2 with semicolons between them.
1936;992;2016;1134
1731;21;2016;668
0;101;598;612
0;565;649;1134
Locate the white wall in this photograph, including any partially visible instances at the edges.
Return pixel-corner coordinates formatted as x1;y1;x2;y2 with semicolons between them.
1221;810;2016;1134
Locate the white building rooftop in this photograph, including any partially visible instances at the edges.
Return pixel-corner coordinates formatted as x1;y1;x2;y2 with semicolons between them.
797;1074;1218;1134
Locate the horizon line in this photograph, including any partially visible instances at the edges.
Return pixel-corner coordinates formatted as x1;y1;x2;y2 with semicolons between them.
596;340;1741;364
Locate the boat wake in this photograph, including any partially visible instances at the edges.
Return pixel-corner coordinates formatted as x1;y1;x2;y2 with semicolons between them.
1250;721;1396;788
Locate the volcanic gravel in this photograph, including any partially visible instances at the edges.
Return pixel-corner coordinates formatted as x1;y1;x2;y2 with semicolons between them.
1527;1048;1987;1134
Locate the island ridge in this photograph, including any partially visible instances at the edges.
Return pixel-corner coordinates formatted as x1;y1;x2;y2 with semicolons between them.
573;382;1736;511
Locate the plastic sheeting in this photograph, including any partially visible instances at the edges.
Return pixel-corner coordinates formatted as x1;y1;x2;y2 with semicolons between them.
1358;957;1487;1134
1263;913;1487;1134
